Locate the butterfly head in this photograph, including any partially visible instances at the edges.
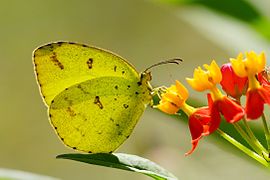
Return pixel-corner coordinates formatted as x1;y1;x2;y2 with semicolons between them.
140;71;152;84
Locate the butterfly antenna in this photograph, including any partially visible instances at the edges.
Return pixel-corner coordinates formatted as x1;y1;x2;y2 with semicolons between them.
144;58;183;72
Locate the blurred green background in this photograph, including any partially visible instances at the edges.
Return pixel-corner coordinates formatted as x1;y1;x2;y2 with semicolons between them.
1;0;270;179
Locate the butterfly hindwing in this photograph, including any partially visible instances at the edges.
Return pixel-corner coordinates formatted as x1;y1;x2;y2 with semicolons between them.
49;77;148;153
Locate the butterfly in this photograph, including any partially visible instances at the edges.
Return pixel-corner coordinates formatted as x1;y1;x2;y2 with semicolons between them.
33;42;154;153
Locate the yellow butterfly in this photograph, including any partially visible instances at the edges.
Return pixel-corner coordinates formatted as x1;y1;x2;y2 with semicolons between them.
33;42;153;153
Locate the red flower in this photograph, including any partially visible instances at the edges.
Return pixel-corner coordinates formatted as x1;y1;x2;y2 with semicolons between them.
258;71;270;91
186;92;244;155
230;51;270;119
220;63;248;99
186;94;243;155
243;72;270;119
209;94;245;123
245;87;270;119
186;106;221;155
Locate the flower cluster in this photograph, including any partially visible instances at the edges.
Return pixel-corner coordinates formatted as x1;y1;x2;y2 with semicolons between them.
157;51;270;158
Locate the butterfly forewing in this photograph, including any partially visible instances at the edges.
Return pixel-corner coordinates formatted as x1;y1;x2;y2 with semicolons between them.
33;42;139;105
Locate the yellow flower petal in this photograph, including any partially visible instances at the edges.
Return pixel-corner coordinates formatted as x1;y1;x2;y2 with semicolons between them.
186;78;206;91
231;51;266;77
162;92;183;107
175;80;189;100
209;60;222;84
258;52;266;72
230;53;247;77
166;84;177;94
187;60;221;91
157;101;179;114
246;51;259;75
157;81;191;114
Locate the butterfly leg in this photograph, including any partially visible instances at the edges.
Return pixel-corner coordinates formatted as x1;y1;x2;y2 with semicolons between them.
149;86;167;108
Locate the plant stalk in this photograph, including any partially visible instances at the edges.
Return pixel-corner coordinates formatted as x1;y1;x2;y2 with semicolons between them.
217;129;269;167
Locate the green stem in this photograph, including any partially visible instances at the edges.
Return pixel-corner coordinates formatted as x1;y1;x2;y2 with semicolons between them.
262;113;270;152
242;117;268;154
243;117;256;138
235;98;269;159
233;123;266;157
217;129;269;167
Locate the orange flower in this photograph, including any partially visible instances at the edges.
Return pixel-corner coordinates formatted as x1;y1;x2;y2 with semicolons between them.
186;106;220;155
157;81;220;155
231;51;270;119
157;80;189;114
187;60;244;123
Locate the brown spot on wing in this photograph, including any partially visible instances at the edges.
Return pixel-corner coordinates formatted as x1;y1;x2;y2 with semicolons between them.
67;107;77;117
77;84;89;94
50;52;64;69
94;96;103;109
87;58;93;69
110;118;114;122
64;96;73;106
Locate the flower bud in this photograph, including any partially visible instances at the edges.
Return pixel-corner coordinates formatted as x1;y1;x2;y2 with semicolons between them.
220;63;248;99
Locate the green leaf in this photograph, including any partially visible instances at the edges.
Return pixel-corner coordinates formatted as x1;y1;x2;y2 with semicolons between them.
56;153;178;180
184;0;261;23
159;0;270;41
160;0;261;22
